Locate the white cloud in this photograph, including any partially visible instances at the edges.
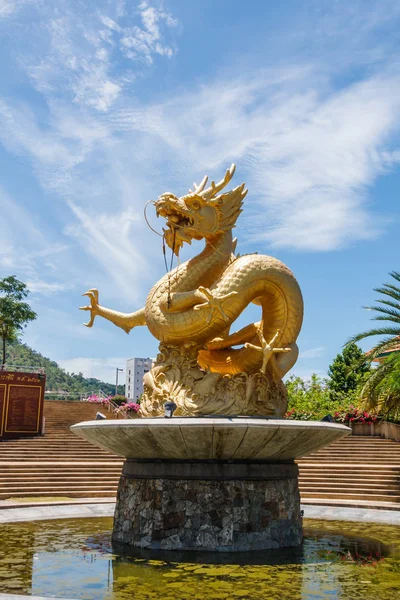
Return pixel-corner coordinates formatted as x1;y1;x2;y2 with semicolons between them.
299;347;325;359
100;15;121;32
0;0;35;18
107;69;400;251
58;356;127;384
2;65;400;298
120;1;177;64
1;0;400;315
0;186;63;277
25;280;69;295
20;1;178;113
0;0;14;17
73;69;122;113
65;203;152;302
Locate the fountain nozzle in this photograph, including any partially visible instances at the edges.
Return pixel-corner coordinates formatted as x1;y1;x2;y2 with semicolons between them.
164;401;177;418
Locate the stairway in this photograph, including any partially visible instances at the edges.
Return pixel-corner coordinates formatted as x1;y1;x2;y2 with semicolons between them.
298;436;400;507
1;406;400;508
0;401;123;500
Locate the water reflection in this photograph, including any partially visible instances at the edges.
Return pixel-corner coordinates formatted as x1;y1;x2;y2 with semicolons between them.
0;518;398;600
111;529;389;566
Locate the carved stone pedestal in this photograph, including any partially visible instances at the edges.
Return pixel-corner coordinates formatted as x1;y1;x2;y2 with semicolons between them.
112;460;302;552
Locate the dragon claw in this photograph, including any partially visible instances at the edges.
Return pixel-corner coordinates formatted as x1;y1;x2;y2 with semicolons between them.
82;288;99;302
80;288;100;327
194;287;237;324
246;328;291;374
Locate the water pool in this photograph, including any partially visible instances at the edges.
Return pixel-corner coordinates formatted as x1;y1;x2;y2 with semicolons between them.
0;517;399;599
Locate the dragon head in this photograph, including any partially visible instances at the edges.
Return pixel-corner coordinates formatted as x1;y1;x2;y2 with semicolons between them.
155;164;247;254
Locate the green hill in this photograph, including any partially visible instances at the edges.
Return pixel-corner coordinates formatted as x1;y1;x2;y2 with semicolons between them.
5;341;125;398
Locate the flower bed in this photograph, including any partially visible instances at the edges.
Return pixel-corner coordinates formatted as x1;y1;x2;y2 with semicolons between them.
82;394;111;405
284;403;400;441
115;402;141;418
333;407;381;426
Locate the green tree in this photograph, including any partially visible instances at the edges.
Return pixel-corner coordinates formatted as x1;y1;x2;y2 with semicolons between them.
360;352;400;416
286;374;333;418
7;339;126;397
0;276;37;368
348;271;400;416
327;343;369;402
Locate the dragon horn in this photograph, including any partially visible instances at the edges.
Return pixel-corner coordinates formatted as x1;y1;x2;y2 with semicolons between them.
200;164;236;200
190;175;208;194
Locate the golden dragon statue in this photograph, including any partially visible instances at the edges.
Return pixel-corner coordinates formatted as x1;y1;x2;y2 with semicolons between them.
80;165;303;417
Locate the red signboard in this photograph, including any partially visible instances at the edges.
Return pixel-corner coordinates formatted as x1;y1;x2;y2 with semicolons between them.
0;371;45;439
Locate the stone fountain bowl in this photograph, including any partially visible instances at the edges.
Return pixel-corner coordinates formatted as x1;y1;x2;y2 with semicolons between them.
71;418;350;461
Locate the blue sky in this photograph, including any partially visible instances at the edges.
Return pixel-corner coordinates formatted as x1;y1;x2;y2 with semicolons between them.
0;0;399;384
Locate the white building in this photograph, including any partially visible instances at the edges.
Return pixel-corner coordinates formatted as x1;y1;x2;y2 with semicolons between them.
125;357;153;401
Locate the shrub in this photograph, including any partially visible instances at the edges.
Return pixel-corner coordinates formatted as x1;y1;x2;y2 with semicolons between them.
111;395;128;407
285;374;340;419
284;409;314;421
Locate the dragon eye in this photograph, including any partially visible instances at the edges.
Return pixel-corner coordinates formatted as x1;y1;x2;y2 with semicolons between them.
190;201;201;210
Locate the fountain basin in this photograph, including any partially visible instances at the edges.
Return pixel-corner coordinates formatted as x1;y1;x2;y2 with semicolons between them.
71;418;350;461
71;418;350;551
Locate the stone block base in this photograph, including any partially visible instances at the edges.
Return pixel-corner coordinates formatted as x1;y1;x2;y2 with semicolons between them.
112;461;302;552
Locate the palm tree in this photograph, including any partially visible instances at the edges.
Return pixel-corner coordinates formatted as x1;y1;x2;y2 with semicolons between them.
348;271;400;416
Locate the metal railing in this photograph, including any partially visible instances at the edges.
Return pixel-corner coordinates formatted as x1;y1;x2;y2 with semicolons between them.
80;393;136;419
107;399;135;419
80;390;109;401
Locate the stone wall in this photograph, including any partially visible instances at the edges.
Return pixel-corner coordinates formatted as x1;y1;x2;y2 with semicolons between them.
352;421;400;442
112;462;302;552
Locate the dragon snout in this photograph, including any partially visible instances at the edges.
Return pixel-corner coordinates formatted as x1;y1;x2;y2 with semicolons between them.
155;194;191;222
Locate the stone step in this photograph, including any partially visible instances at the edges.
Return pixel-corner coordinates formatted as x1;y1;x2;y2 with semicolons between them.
0;445;112;451
308;440;398;445
0;449;116;455
0;456;118;462
0;467;122;473
299;476;400;484
0;454;116;460
300;491;400;502
0;452;115;457
298;462;400;469
324;446;397;450
0;482;119;491
0;472;120;479
2;400;398;507
309;451;400;457
313;440;398;445
0;461;122;467
299;482;400;492
300;497;400;511
1;435;101;441
298;457;400;464
0;444;112;449
325;439;397;443
0;444;111;450
0;477;120;485
0;490;117;499
311;448;400;458
299;467;400;474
